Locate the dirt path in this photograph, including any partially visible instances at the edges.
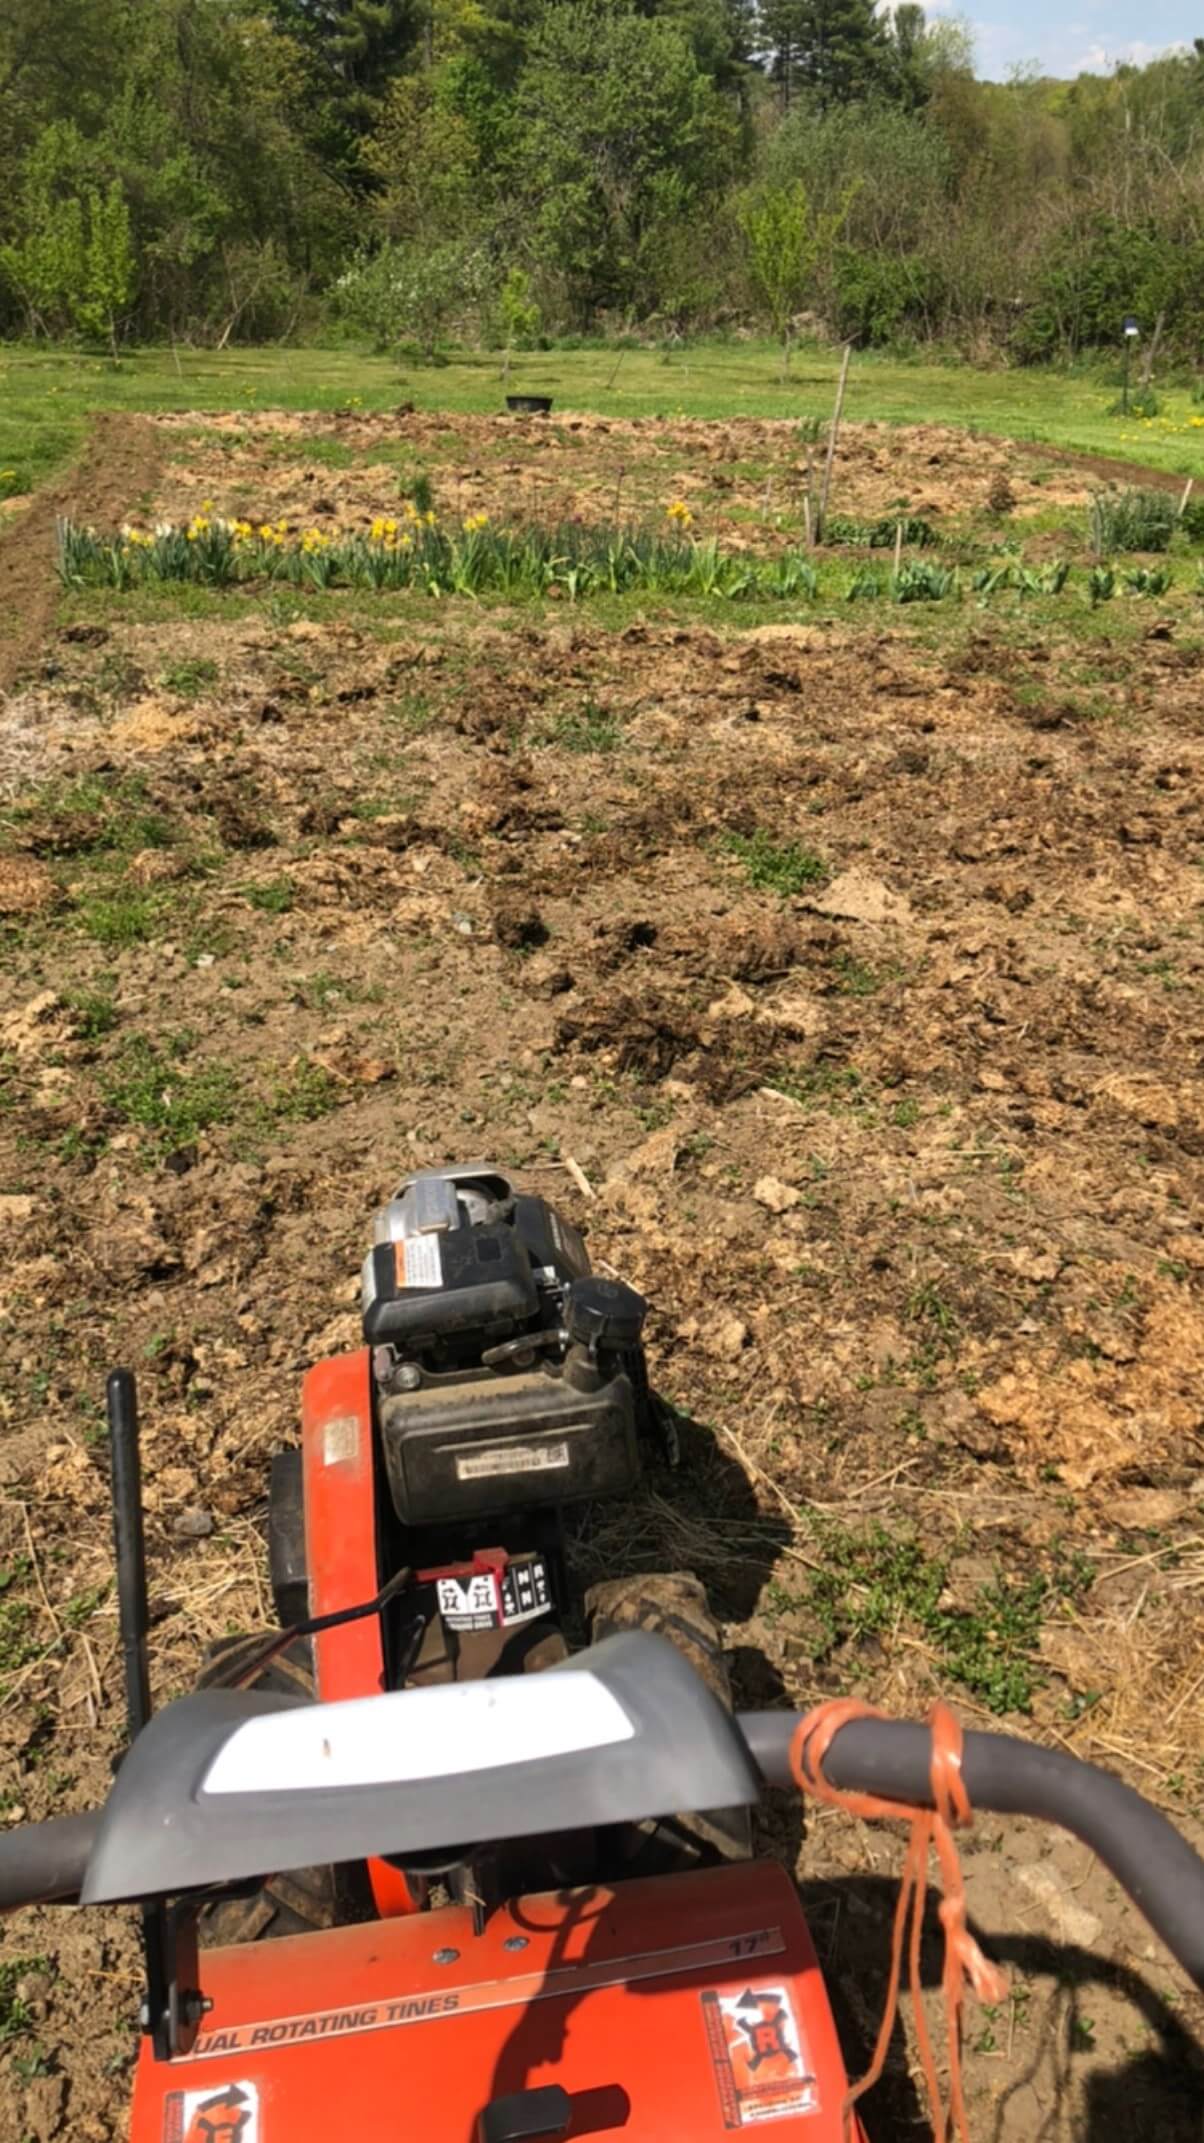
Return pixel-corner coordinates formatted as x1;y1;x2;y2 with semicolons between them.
0;413;165;694
1008;435;1197;494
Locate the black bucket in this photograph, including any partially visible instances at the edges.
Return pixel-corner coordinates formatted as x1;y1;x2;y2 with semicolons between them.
505;394;553;415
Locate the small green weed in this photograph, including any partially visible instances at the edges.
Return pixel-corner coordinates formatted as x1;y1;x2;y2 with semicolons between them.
0;1560;38;1677
74;889;164;946
544;701;623;753
244;876;295;914
267;1056;341;1121
771;1062;865;1109
0;1956;51;2045
159;656;219;697
788;1521;1080;1714
721;829;826;895
64;987;119;1040
832;954;881;996
12;775;172;858
101;1034;238;1150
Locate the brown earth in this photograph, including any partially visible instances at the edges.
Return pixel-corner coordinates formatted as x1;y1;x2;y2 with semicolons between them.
0;414;165;694
0;414;1201;2141
149;407;1140;542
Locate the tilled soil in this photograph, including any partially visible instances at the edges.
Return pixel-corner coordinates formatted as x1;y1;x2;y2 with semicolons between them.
151;407;1123;542
0;415;1201;2141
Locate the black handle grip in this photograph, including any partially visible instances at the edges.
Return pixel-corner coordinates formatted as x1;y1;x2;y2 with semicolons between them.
0;1811;100;1912
738;1712;1204;1992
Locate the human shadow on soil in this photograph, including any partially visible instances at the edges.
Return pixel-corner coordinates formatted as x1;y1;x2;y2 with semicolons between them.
800;1874;1203;2143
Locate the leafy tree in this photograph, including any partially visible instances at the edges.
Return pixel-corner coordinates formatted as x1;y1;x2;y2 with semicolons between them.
360;70;479;238
879;3;971;110
497;265;541;386
336;237;490;356
0;128;135;352
736;177;849;374
266;0;425;147
513;0;736;319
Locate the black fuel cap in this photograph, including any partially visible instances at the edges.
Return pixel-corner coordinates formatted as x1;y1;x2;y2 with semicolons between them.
564;1275;647;1350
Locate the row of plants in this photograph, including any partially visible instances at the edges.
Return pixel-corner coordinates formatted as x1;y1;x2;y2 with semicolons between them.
57;516;1200;608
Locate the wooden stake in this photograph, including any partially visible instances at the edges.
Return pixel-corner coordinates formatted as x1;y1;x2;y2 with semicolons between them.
1178;477;1193;519
893;519;904;580
816;343;852;545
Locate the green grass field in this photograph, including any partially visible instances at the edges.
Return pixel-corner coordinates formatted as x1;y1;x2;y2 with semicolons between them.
5;339;1204;502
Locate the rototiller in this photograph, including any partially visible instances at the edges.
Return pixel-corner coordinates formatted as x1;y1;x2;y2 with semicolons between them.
2;1164;1201;2143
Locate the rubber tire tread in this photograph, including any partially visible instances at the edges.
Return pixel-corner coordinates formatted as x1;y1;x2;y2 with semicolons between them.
584;1573;753;1873
197;1633;338;1945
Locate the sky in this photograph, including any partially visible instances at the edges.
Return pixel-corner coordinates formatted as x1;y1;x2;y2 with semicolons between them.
924;0;1195;81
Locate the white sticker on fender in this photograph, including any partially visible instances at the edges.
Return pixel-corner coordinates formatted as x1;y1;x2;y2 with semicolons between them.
701;1984;820;2127
162;2077;260;2143
395;1234;442;1289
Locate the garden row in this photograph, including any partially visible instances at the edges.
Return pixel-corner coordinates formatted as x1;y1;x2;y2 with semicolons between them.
57;515;1195;608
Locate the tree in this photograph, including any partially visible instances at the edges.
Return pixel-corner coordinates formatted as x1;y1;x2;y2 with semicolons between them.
336;237;490;356
736;177;848;375
513;0;736;320
0;128;135;352
360;70;479;238
879;3;972;110
757;0;886;109
497;265;541;388
266;0;425;148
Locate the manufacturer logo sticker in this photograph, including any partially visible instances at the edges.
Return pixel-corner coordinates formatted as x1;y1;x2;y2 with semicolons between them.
162;2079;260;2143
701;1984;820;2127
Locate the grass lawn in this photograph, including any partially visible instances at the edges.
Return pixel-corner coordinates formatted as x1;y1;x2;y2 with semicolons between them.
5;339;1204;499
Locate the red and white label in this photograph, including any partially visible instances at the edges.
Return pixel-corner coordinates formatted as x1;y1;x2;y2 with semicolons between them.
701;1984;820;2127
162;2078;260;2143
394;1235;442;1289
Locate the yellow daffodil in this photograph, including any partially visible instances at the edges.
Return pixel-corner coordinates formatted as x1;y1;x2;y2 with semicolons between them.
666;500;693;527
462;512;490;534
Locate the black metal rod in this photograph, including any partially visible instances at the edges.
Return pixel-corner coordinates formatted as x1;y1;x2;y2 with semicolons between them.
106;1370;176;2052
107;1369;152;1742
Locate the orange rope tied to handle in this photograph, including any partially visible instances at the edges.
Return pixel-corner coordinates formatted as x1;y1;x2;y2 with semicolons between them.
789;1699;1008;2143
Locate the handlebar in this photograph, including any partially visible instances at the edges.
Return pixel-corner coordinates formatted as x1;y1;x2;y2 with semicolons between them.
4;1713;1202;1992
0;1811;102;1911
738;1713;1204;1992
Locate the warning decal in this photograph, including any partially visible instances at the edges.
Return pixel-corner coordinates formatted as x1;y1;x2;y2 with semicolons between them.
395;1234;442;1290
701;1984;820;2127
436;1557;551;1631
162;2078;260;2143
